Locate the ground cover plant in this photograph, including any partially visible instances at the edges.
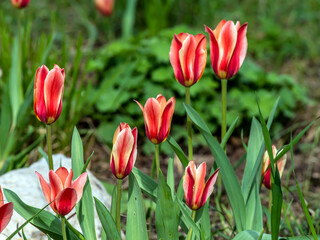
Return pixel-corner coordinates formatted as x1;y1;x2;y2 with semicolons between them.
0;0;319;239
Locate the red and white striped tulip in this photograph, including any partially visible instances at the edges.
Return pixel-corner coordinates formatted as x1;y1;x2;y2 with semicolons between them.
36;167;87;216
261;145;287;190
11;0;30;8
95;0;114;16
111;123;137;179
183;161;219;210
0;186;13;233
135;94;175;144
169;33;207;87
205;20;248;79
34;64;65;125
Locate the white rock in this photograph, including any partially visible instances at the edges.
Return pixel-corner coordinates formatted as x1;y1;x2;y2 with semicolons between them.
0;154;112;240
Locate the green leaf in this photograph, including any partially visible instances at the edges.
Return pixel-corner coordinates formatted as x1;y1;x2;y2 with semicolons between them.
71;127;97;240
196;202;211;240
166;136;188;168
131;167;157;202
155;172;179;240
126;173;148;240
232;230;271;240
221;116;239;149
94;197;121;240
167;155;175;197
183;103;246;232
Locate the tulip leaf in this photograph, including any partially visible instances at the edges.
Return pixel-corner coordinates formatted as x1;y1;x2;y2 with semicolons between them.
155;171;179;240
221;116;239;149
195;202;211;240
183;103;246;232
94;197;121;240
167;154;175;197
126;173;148;240
3;189;80;240
166;135;188;167
232;230;271;240
71;127;97;240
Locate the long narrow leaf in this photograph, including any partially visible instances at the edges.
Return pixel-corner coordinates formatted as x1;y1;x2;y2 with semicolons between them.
166;136;188;167
131;167;157;201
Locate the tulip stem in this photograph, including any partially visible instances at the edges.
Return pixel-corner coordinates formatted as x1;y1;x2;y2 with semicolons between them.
185;87;193;161
116;179;122;233
186;210;196;240
155;144;160;179
221;79;227;152
61;216;67;240
46;125;53;170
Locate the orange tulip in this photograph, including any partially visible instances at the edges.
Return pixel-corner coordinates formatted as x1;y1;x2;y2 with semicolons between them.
183;161;219;210
205;20;248;79
135;94;175;144
36;167;87;216
11;0;30;8
0;186;13;233
34;64;65;125
261;145;287;189
111;123;137;179
95;0;114;16
169;33;207;87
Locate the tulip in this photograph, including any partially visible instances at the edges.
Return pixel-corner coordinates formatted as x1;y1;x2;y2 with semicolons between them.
95;0;114;16
261;145;287;189
34;64;65;125
135;94;175;144
11;0;30;8
183;161;219;210
205;20;248;80
36;167;87;216
169;33;207;87
110;123;137;179
0;186;13;233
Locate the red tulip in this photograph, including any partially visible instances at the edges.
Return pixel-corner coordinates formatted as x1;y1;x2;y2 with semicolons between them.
36;167;87;216
11;0;30;8
0;186;13;233
205;20;248;79
135;94;175;144
169;33;207;87
95;0;114;16
261;145;287;189
183;161;219;210
111;123;137;179
34;64;65;125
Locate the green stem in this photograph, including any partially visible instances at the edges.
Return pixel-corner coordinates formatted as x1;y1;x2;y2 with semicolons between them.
155;144;160;179
46;125;53;170
116;179;122;233
61;216;67;240
221;79;227;151
185;87;193;161
186;210;196;240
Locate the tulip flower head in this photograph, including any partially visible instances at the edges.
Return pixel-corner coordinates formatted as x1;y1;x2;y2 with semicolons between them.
95;0;114;16
169;33;207;87
34;64;65;125
11;0;30;8
135;94;175;144
36;168;87;216
111;123;137;179
205;20;248;79
0;186;13;233
261;145;287;190
183;161;219;210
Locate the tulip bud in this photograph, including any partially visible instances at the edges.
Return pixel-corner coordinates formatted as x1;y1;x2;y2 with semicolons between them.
135;94;175;144
261;145;287;189
36;167;87;216
11;0;30;9
34;64;65;125
183;161;219;210
169;33;207;87
0;186;13;233
205;20;248;79
95;0;114;16
110;123;137;179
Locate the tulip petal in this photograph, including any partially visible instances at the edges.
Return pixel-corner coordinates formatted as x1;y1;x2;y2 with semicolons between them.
262;169;272;190
0;187;3;208
56;188;77;216
193;35;207;84
65;169;73;188
158;98;175;143
183;162;195;208
72;172;87;203
0;202;13;233
36;171;52;203
200;168;219;207
192;162;206;208
34;65;49;123
179;35;196;86
123;127;138;178
55;167;70;187
213;19;227;39
226;23;248;79
43;68;65;124
156;94;167;113
143;98;161;143
205;25;220;77
169;34;184;85
49;170;63;201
